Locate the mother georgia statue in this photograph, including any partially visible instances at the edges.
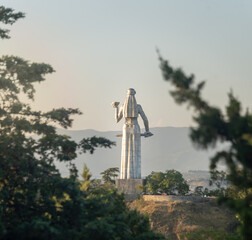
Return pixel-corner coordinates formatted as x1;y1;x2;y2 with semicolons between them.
112;88;153;179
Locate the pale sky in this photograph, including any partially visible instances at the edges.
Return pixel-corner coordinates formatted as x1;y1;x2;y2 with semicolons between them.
1;0;252;131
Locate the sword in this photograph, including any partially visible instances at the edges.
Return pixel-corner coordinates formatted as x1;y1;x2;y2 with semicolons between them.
115;132;153;138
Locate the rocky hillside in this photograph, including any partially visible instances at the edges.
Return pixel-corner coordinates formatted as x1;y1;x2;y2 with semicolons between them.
128;197;238;240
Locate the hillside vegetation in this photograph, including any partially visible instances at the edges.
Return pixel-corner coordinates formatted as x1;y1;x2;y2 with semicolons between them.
128;198;238;240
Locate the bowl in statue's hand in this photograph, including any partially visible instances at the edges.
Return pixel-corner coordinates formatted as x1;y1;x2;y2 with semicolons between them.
111;102;120;108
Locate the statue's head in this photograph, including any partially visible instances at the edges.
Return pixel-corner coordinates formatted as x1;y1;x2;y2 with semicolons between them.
124;88;137;118
127;88;136;96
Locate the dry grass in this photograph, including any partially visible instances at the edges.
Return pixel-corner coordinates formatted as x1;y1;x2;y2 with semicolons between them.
128;198;239;240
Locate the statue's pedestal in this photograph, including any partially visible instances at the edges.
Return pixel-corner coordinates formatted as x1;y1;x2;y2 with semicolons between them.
116;179;144;201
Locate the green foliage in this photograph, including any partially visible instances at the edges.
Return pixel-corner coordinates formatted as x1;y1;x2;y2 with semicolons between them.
194;186;204;196
80;163;92;191
81;187;166;240
79;136;116;154
193;171;231;197
144;169;189;195
159;53;252;239
206;170;229;197
226;185;252;200
210;170;228;189
180;228;240;240
101;167;119;184
0;6;25;39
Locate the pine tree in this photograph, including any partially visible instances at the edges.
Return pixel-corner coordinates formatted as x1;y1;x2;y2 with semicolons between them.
101;167;119;184
80;163;92;191
159;52;252;239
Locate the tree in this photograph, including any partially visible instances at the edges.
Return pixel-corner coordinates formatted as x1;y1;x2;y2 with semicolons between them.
209;170;229;189
194;186;204;196
144;169;189;195
82;187;166;240
80;163;92;191
158;52;252;239
208;170;229;197
100;167;119;184
0;6;167;239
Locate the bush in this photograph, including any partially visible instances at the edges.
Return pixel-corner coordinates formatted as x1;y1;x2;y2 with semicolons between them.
143;169;189;195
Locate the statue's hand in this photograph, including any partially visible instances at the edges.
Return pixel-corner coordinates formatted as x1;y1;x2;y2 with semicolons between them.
111;102;120;108
143;132;153;138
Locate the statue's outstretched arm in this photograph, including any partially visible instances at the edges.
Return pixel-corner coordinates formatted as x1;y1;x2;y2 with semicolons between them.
115;104;123;123
138;104;149;132
111;102;123;123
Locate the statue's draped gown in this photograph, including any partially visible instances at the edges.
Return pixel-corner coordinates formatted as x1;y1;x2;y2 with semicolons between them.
115;91;149;179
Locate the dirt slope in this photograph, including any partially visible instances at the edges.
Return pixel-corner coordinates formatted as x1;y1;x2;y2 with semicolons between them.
128;198;238;240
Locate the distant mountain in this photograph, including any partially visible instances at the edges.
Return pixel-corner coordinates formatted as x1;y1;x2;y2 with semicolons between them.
56;127;218;178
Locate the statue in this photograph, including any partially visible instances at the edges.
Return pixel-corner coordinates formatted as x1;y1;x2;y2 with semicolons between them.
112;88;153;179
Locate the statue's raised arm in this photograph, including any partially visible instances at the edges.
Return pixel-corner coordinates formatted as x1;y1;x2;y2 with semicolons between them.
111;102;123;123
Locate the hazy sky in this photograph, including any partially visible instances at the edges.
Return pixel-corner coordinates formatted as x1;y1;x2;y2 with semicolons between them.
1;0;252;131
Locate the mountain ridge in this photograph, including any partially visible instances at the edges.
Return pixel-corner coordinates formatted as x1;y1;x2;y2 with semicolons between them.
55;126;217;178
